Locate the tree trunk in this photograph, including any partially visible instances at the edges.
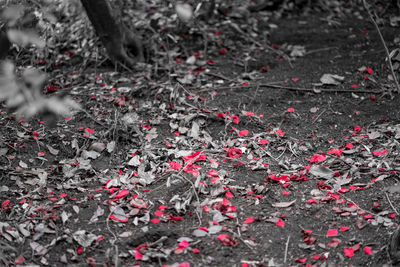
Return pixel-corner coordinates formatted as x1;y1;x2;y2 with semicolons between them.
80;0;143;67
0;30;10;60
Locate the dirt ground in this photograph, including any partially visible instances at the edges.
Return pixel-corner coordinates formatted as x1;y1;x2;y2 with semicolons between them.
2;5;400;267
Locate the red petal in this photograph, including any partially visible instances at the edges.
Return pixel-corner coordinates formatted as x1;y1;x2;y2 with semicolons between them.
14;256;26;265
295;258;307;263
155;210;164;217
364;246;372;255
344;247;355;258
238;130;250;137
310;154;326;163
243;217;255;224
114;189;129;199
135;250;143;260
109;215;128;223
276;219;285;227
327;238;340;248
326;229;338;237
225;191;234;198
222;198;231;206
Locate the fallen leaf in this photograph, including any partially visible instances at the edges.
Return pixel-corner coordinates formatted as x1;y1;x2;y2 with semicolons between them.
271;200;296;208
107;141;116;153
90;142;105;152
320;74;345;85
309;165;333;179
72;230;98;247
46;144;59;155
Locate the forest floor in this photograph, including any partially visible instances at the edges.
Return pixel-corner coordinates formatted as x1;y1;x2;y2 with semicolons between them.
2;4;400;267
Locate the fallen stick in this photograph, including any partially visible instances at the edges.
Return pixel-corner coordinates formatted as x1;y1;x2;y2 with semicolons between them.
284;235;290;264
200;82;383;94
362;0;400;93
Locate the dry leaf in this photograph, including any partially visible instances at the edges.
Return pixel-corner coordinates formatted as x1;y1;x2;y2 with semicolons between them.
271;200;296;208
309;165;334;179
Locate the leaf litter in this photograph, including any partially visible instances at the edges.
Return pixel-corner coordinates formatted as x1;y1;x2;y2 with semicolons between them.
1;1;400;267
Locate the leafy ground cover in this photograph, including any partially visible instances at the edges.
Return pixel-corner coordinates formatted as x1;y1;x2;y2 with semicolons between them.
1;2;400;266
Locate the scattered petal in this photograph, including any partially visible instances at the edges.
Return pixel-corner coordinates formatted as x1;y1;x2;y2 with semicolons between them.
15;256;25;265
372;149;389;156
307;198;318;204
225;191;234;198
238;130;250;137
109;214;128;223
344;247;355;258
295;258;308;263
226;148;243;158
169;161;182;170
85;128;94;134
327;238;340;248
326;229;338;237
219;48;228;55
114;189;129;199
276;129;285;137
310;154;327;163
327;148;343;157
243;217;255;224
364;246;372;255
276;219;285;227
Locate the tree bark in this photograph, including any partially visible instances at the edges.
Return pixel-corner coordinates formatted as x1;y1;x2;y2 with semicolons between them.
390;227;400;264
0;30;10;60
80;0;143;67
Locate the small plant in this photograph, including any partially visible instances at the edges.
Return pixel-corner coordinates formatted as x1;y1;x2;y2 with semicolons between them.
0;3;80;126
0;61;80;126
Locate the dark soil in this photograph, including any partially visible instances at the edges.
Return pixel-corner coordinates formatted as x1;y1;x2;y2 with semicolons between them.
2;6;400;267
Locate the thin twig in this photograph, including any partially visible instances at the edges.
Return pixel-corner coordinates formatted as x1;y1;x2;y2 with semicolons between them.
228;227;255;251
276;143;288;160
105;205;121;266
258;83;381;93
312;109;326;123
108;110;119;165
205;72;235;82
77;107;106;126
106;209;118;241
239;237;256;251
174;174;203;226
199;82;382;94
148;236;168;247
284;235;290;264
249;83;260;107
114;245;119;267
363;0;400;93
385;191;399;215
305;46;338;55
287;141;299;157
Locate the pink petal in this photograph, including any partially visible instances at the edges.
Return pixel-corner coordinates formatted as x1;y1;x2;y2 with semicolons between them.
326;229;338;237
